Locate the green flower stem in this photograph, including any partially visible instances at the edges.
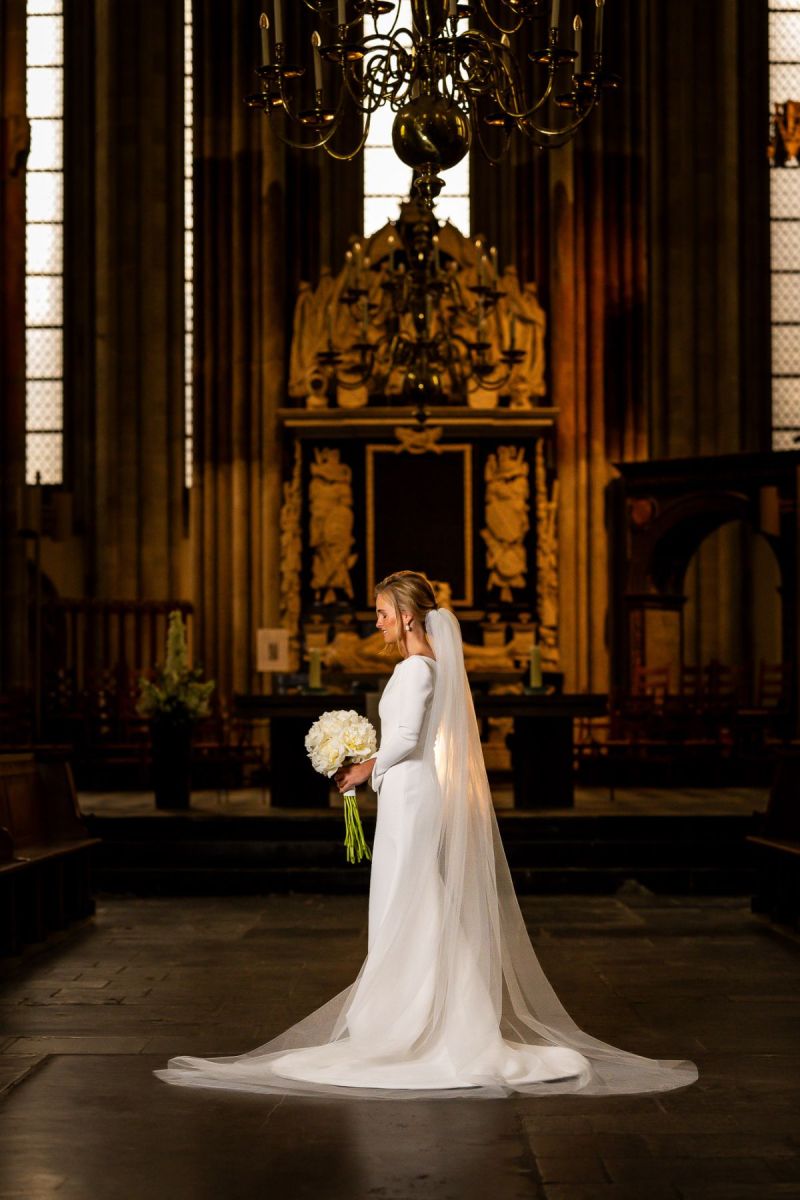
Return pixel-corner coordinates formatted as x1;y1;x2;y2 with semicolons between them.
342;790;372;865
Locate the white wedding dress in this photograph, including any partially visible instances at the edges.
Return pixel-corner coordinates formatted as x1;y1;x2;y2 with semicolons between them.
154;610;698;1100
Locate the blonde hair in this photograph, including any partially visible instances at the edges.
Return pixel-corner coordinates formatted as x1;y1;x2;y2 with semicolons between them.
374;570;438;656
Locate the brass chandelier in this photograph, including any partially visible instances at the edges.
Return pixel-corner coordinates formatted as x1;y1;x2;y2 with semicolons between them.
317;197;525;406
247;0;619;206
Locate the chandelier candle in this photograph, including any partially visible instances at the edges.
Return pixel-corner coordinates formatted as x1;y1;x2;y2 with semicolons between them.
305;710;377;864
573;15;583;75
311;31;323;93
259;13;270;67
595;0;604;54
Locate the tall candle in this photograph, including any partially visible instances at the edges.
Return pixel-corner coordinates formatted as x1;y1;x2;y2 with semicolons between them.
573;14;582;74
551;0;560;30
338;0;346;27
449;0;457;17
490;244;499;281
259;13;271;66
309;647;322;689
311;31;323;91
529;642;542;689
509;312;517;349
594;0;604;53
273;0;284;45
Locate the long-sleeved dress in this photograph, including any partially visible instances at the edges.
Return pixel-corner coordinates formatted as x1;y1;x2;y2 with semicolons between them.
250;653;591;1090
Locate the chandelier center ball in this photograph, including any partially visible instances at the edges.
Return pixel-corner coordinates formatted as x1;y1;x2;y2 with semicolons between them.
392;95;471;171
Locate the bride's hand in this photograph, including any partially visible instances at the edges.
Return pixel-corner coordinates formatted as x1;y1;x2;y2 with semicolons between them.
334;758;375;793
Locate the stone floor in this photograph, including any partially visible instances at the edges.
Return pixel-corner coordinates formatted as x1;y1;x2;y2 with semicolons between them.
78;784;770;819
1;888;799;1200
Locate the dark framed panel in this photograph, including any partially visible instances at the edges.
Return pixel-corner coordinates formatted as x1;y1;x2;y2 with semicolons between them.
365;444;474;606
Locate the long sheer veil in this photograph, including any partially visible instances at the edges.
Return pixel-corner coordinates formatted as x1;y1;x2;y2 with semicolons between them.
420;605;697;1096
153;606;697;1099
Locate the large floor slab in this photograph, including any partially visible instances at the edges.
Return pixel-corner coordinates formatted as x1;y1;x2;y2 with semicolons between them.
1;889;799;1199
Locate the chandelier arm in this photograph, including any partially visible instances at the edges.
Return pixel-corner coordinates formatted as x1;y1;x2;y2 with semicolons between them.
519;92;599;142
301;0;360;27
362;55;411;107
477;0;526;36
352;32;415;110
264;83;349;152
264;116;344;152
268;69;339;131
473;114;514;165
360;1;403;38
485;50;556;121
322;112;372;160
453;30;560;124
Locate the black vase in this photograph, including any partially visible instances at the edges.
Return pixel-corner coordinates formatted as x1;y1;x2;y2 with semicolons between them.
150;719;192;810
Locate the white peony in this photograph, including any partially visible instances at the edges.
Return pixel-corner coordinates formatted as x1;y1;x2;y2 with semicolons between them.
305;709;377;778
304;709;377;865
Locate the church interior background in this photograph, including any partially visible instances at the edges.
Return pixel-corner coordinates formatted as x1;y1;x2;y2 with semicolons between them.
2;1;800;1196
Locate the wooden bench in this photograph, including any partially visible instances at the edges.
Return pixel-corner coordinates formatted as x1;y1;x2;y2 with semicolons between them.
747;750;800;928
0;751;101;956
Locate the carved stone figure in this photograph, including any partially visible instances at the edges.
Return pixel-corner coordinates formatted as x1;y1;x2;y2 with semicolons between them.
309;448;357;603
279;442;303;670
481;446;530;602
535;440;560;668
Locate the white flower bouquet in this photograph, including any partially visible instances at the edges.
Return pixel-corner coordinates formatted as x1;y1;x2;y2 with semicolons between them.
305;709;377;864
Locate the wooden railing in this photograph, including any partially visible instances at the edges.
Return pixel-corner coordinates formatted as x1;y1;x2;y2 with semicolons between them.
41;598;194;691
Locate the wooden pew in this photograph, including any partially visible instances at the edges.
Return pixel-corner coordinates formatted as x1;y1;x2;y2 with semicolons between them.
0;752;101;956
747;750;800;928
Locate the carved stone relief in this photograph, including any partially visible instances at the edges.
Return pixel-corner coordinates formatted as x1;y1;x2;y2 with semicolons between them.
279;441;302;671
309;448;357;603
535;439;560;669
481;446;530;602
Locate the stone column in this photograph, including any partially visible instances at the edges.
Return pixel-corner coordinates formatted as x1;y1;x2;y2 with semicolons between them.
192;0;286;700
89;0;188;603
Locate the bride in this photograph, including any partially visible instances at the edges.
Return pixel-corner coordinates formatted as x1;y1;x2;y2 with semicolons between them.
154;570;698;1099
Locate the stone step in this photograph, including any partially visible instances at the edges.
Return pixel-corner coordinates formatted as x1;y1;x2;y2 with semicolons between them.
93;835;749;870
91;863;754;897
86;810;758;896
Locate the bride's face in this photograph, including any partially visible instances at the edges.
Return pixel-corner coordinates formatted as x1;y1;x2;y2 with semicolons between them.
375;592;402;644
